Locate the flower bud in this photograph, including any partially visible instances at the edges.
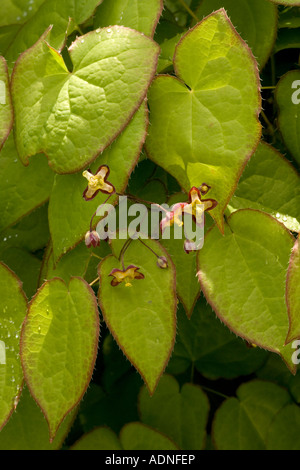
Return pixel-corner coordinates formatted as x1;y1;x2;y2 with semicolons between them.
157;256;168;269
85;230;100;248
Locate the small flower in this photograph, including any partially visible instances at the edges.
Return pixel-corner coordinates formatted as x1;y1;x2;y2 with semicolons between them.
82;165;115;201
160;203;186;234
85;230;100;248
157;256;168;269
184;239;198;254
199;183;211;195
109;265;145;287
183;186;218;225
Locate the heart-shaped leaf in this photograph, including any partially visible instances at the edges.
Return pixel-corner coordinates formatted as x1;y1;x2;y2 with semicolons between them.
145;9;261;232
0;385;76;450
94;0;163;37
276;70;300;166
0;263;27;431
12;26;159;173
194;0;277;68
49;101;148;262
1;0;102;66
167;300;268;379
268;0;300;5
71;423;178;450
0;56;13;151
197;209;296;372
213;380;292;450
98;238;177;394
266;404;300;450
20;277;99;441
285;234;300;344
139;374;209;450
228;141;300;232
0;134;54;232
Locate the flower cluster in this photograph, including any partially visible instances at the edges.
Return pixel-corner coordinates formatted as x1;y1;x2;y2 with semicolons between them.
82;166;218;287
160;185;217;253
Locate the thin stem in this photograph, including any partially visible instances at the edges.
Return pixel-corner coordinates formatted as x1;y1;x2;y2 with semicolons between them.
91;253;103;261
261;86;276;90
119;238;133;270
76;24;84;35
200;386;228;400
261;109;275;135
138;237;159;259
89;277;99;287
116;192;168;214
178;0;199;22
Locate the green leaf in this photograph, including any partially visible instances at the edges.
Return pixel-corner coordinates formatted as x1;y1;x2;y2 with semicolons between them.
71;426;122;450
194;0;277;68
94;0;163;37
71;423;178;450
197;209;296;372
256;354;300;404
276;70;300;166
2;0;102;65
268;0;300;5
212;380;292;450
0;263;27;431
167;301;268;380
286;234;300;344
49;102;148;262
98;238;177;394
0;248;41;299
0;204;50;253
40;241;110;285
0;57;13;151
228;141;300;232
157;32;185;74
20;277;99;441
279;8;300;28
145;9;261;232
0;0;45;27
0;386;76;450
139;374;209;450
11;27;159;174
266;404;300;450
161;236;200;318
274;28;300;53
120;422;178;450
0;134;54;232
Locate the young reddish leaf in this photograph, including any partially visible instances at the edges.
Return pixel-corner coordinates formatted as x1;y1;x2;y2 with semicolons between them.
145;9;261;233
94;0;163;37
20;277;99;442
197;209;296;373
11;27;159;174
276;70;300;166
98;239;177;395
0;56;13;151
285;234;300;344
0;263;27;431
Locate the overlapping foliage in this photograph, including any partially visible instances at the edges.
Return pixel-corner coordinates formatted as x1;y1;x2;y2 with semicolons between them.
0;0;299;450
